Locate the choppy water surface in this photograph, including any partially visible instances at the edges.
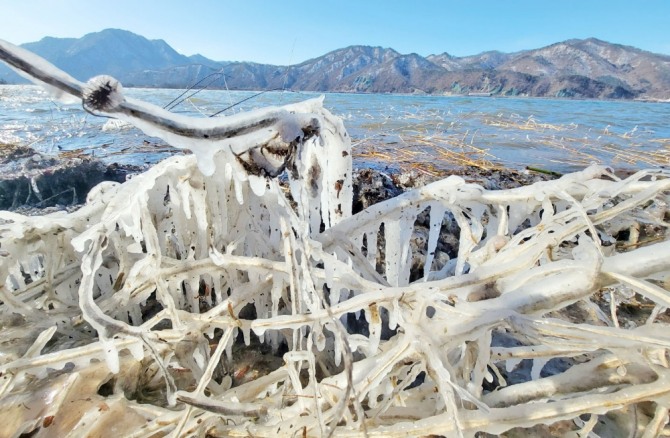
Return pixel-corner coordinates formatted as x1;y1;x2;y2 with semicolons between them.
1;85;669;173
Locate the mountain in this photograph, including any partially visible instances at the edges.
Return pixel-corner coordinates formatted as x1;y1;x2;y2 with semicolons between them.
495;38;670;99
0;29;210;84
429;50;512;71
1;29;669;100
126;45;404;91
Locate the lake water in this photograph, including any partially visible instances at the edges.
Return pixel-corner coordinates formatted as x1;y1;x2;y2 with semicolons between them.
1;85;669;174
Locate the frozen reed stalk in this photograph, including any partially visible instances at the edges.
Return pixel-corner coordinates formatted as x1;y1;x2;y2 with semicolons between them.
2;39;670;437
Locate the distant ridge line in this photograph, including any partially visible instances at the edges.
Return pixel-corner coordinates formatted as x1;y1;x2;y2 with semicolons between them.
1;29;669;101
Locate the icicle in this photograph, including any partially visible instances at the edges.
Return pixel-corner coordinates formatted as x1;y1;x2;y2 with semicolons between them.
248;174;267;197
365;303;382;356
388;299;400;331
333;327;343;367
100;337;120;374
127;340;145;361
365;227;379;266
242;325;251;346
384;212;415;286
424;203;446;280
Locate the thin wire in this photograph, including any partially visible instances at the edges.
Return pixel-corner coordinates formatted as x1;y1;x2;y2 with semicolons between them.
279;37;297;104
221;70;235;114
165;73;225;112
163;69;224;110
209;88;286;117
163;69;226;111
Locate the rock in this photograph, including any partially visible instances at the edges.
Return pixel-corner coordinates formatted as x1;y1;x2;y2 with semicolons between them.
0;144;145;212
352;168;402;213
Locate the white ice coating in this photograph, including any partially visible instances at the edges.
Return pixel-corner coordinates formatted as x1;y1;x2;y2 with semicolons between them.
2;40;670;437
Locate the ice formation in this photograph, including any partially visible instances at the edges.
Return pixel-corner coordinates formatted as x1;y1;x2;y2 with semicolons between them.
2;39;670;437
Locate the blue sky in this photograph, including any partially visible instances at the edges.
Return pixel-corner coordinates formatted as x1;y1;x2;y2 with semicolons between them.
2;0;669;65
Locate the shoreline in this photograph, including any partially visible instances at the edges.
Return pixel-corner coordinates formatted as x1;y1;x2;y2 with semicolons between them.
1;142;559;215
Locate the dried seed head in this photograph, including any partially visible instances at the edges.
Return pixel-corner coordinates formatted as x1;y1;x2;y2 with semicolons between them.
83;75;124;112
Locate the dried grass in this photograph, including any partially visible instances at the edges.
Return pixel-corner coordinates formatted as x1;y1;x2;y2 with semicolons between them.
354;113;670;175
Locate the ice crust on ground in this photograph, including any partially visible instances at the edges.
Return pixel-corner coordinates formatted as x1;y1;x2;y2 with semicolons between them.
2;38;670;437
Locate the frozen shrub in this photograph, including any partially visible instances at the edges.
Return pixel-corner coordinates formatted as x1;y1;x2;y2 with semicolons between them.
2;39;670;437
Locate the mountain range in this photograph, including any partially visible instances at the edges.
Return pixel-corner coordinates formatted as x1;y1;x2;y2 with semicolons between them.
1;28;669;100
